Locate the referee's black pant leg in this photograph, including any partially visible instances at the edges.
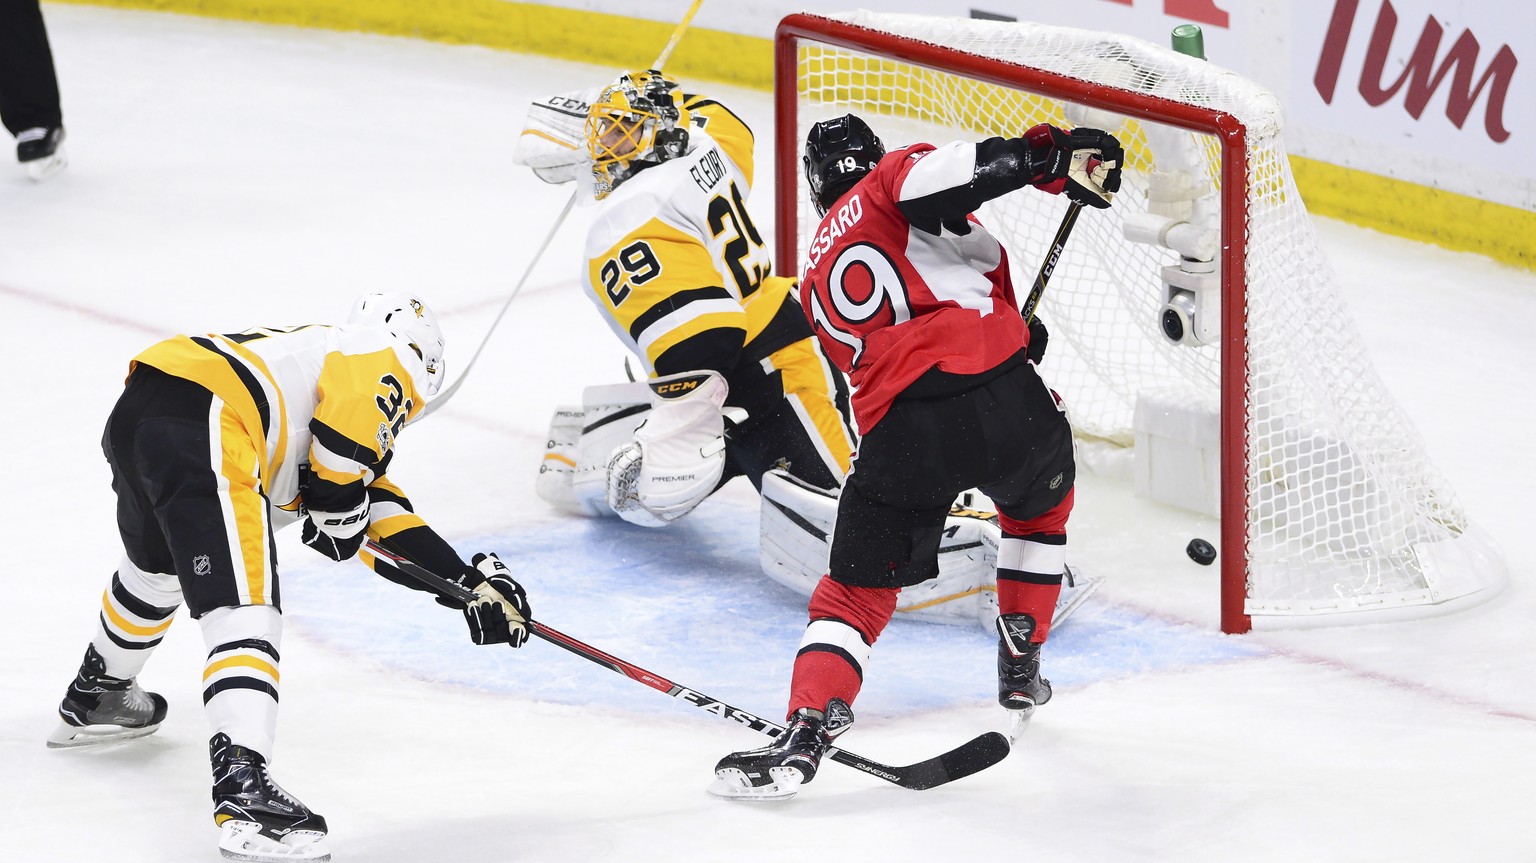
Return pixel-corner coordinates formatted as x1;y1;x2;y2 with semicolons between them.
0;0;63;135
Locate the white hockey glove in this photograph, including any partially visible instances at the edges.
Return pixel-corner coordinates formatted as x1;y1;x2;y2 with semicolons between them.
300;504;369;562
461;553;531;647
606;370;729;528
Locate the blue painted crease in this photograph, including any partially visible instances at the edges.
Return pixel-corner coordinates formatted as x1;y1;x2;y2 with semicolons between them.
285;509;1268;720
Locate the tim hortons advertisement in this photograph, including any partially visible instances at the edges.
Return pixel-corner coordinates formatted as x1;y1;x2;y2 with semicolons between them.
536;0;1531;207
1289;0;1531;208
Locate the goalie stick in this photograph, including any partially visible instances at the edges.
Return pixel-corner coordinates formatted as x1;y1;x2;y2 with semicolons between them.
421;188;577;417
363;539;1012;791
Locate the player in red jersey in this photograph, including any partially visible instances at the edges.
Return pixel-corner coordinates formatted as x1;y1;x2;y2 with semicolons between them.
711;114;1122;800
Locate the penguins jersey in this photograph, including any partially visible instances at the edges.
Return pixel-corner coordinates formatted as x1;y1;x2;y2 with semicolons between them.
129;324;444;564
582;95;809;381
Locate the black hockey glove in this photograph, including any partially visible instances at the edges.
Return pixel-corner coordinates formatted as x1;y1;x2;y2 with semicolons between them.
301;516;366;562
461;552;532;648
1024;124;1124;209
1026;316;1049;365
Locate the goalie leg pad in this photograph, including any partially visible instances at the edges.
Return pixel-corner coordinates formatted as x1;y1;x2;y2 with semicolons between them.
534;383;652;517
575;384;653;517
534;405;587;513
759;469;837;597
760;470;1102;632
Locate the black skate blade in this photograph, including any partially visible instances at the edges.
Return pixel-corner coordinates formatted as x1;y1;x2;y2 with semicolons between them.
828;731;1011;791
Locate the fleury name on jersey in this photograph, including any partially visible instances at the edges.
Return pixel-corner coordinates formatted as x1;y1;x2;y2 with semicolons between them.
514;74;1097;634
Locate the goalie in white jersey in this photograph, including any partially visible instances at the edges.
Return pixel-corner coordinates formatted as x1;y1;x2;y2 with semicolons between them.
48;293;532;863
521;73;1100;633
541;70;854;527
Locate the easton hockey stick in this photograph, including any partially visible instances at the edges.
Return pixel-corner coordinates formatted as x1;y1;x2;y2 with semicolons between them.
363;539;1012;791
1020;199;1085;325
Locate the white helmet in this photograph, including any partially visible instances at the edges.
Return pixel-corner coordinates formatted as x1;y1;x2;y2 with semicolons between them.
347;292;446;396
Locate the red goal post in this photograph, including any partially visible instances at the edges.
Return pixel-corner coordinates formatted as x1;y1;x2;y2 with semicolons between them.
773;12;1505;633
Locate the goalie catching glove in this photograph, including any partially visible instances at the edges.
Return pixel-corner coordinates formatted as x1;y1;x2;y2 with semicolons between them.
606;370;729;528
450;553;532;647
1025;124;1124;209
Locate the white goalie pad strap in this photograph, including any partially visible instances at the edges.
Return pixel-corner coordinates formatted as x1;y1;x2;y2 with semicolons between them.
998;536;1067;577
514;86;601;184
800;618;872;677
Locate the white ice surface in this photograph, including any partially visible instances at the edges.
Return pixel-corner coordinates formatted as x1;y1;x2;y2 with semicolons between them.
2;6;1534;862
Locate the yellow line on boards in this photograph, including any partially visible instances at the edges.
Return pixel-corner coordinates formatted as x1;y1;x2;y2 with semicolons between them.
52;0;1532;270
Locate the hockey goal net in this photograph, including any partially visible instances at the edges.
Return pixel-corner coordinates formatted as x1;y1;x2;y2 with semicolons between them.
774;11;1505;633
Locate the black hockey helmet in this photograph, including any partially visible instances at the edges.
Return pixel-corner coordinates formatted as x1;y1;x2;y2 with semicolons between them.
804;114;886;216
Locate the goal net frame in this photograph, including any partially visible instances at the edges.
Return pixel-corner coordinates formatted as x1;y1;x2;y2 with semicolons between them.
772;12;1505;634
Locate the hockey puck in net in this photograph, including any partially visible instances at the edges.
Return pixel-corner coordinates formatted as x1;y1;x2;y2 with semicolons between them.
1186;538;1217;566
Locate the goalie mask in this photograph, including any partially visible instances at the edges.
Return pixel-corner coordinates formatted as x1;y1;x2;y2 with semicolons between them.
804;114;886;217
348;292;447;397
585;70;691;200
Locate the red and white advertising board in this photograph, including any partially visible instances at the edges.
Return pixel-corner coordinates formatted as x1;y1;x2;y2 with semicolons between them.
539;0;1531;208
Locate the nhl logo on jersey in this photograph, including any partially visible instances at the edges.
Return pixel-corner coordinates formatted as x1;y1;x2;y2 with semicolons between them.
193;554;212;577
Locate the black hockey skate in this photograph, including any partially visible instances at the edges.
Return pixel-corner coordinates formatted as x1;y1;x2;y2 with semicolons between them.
16;126;66;182
709;698;854;801
47;644;168;748
211;733;330;862
997;613;1053;715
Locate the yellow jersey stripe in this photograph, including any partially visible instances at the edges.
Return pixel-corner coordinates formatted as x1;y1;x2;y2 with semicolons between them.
217;334;289;487
218;402;270;605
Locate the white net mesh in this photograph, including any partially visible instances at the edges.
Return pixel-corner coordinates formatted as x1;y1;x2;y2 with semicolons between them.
787;12;1504;625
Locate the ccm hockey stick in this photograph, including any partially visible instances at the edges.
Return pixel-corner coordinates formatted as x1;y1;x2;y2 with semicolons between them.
363;540;1012;791
1020;199;1085;324
422;0;706;418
